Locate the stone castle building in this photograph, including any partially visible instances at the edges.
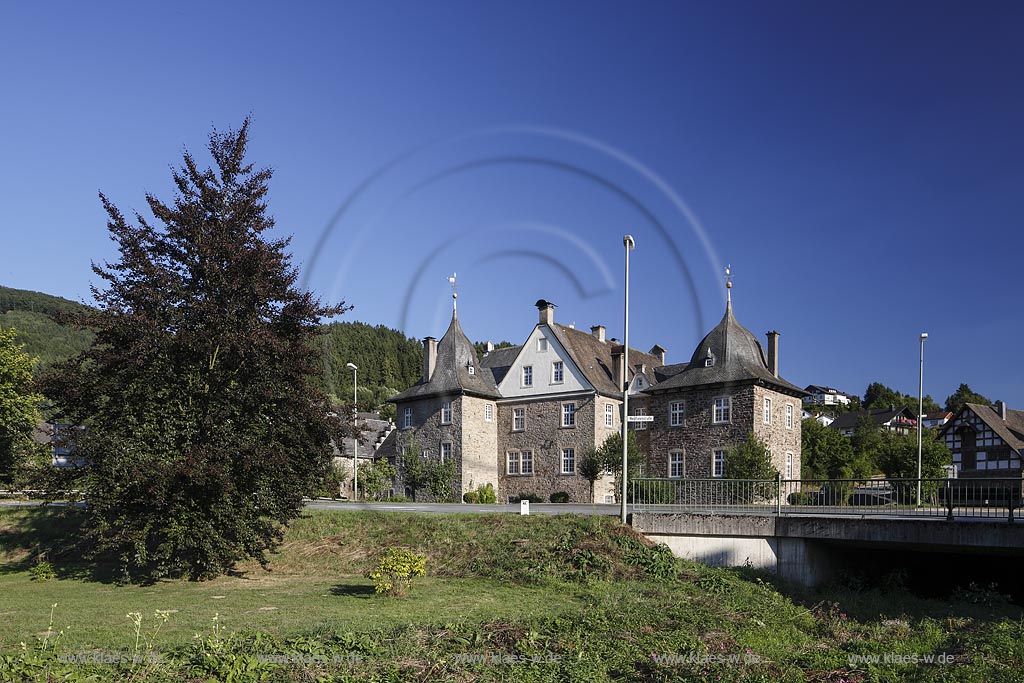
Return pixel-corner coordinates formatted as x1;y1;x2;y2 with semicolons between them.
382;291;804;502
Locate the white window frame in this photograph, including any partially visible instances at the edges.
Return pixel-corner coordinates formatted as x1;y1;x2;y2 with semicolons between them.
605;403;614;428
712;449;726;478
522;365;533;387
713;397;731;424
669;401;685;427
561;447;576;474
403;406;412;429
521;450;534;475
561;402;576;428
669;451;685;478
763;398;772;425
513;407;525;432
506;451;520;475
440;401;452;424
537;338;548;352
552;360;564;384
467;365;475;375
785;404;794;430
632;406;648;430
441;442;452;461
484;403;493;422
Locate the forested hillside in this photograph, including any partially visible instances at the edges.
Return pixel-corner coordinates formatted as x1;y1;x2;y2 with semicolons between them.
0;285;94;369
317;321;422;413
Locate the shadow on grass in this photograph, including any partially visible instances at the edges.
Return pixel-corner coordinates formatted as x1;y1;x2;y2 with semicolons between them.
0;506;125;583
330;583;377;598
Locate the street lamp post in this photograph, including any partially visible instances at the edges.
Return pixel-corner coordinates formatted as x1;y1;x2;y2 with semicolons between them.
917;333;927;505
620;235;635;524
347;362;358;501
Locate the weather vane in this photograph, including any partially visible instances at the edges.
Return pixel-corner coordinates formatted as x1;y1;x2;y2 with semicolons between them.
724;264;733;302
447;272;458;317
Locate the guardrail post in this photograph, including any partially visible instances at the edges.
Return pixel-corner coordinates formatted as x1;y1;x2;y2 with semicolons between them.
775;474;782;516
945;478;954;522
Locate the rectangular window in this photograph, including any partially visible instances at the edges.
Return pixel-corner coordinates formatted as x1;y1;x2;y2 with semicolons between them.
561;448;575;474
713;397;731;424
441;442;452;461
521;450;534;475
513;407;525;431
712;449;726;478
785;404;794;429
522;365;533;387
562;402;576;427
785;452;793;479
538;338;547;352
669;401;685;427
484;403;493;422
506;451;519;475
669;451;684;478
763;398;772;424
440;401;452;424
552;360;564;383
605;403;614;428
403;407;412;429
633;406;648;430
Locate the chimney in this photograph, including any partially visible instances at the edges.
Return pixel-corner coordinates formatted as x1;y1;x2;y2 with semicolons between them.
649;344;666;365
485;340;494;354
536;299;556;325
766;331;779;378
591;325;606;342
995;400;1007;420
611;345;625;391
422;337;437;382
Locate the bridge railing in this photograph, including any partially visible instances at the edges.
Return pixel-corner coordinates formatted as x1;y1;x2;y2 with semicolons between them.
630;477;1023;522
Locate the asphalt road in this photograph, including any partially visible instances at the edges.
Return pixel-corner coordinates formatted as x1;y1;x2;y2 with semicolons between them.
305;500;621;516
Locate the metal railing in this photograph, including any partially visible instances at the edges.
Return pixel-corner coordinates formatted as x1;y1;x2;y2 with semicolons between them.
630;477;1023;522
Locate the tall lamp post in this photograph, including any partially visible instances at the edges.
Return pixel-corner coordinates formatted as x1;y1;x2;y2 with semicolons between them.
347;362;358;501
917;333;927;505
620;235;635;524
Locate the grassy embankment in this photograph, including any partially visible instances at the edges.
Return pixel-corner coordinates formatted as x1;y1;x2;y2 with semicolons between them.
1;507;1022;682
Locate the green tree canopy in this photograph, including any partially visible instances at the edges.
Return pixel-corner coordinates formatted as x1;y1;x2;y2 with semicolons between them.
0;325;43;483
41;119;348;580
863;381;939;414
944;383;993;415
801;418;872;480
723;432;779;480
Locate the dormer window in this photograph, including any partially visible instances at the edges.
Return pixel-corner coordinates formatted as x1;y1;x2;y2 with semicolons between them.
704;358;714;367
467;365;475;375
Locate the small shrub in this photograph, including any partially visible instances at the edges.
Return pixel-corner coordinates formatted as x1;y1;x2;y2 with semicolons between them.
787;491;812;505
29;561;56;582
476;483;497;504
463;491;480;504
549;491;570;504
368;548;426;598
510;493;544;504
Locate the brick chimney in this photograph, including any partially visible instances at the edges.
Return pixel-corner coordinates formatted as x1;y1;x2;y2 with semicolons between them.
610;345;625;391
536;299;556;325
995;400;1007;420
649;344;666;365
591;325;606;342
422;337;437;382
765;331;779;377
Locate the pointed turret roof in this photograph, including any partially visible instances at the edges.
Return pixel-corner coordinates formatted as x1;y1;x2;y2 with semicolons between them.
389;313;502;402
646;301;804;395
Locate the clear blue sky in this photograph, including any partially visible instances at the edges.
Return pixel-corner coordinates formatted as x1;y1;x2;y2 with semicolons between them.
2;1;1022;408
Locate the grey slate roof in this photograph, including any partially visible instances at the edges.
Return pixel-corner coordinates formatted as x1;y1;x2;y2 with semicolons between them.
547;323;663;397
654;363;689;383
828;406;916;432
389;313;502;403
479;345;521;385
938;403;1024;454
645;301;805;396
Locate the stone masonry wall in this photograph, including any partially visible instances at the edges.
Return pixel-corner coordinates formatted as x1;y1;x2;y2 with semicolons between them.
497;394;599;503
461;395;500;493
393;394;464;501
752;385;802;479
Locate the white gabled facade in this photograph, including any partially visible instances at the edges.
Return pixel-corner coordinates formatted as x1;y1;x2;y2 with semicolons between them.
497;324;593;398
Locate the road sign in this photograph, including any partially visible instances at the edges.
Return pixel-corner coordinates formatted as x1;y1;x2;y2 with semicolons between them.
627;415;654;423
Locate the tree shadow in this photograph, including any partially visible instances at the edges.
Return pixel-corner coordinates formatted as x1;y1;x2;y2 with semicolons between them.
329;583;376;598
0;506;122;584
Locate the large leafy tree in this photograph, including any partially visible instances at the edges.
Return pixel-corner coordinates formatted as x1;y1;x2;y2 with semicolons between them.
801;418;873;480
863;381;939;414
42;120;348;580
944;383;993;415
723;432;779;480
0;325;43;483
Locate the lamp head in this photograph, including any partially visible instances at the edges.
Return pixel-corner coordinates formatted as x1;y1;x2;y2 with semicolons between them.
346;362;358;371
920;333;928;341
623;234;635;249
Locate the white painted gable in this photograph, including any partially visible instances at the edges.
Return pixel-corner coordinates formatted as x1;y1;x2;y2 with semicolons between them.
628;372;650;395
498;325;594;398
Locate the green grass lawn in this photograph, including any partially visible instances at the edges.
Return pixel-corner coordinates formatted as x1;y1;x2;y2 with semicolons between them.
2;507;1023;682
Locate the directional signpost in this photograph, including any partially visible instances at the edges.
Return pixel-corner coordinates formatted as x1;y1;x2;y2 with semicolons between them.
627;415;654;423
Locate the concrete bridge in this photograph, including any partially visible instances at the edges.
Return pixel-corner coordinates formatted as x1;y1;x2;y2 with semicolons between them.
631;511;1024;587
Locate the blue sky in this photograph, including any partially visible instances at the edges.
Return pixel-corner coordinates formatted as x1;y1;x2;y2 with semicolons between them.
2;1;1022;408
